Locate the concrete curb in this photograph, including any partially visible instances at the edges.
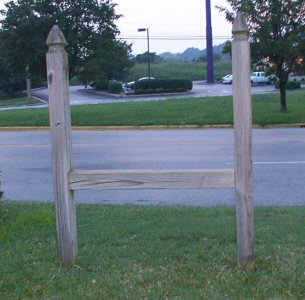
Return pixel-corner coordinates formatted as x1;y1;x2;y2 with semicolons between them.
82;88;193;99
0;124;304;131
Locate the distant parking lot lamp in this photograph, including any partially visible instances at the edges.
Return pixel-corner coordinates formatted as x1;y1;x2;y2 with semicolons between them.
137;28;151;88
205;0;214;83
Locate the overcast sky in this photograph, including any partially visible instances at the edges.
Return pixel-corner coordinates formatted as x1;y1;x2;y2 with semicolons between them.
0;0;232;55
115;0;232;54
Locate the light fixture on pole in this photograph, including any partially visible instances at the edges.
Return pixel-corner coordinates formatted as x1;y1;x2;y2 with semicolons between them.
138;28;151;88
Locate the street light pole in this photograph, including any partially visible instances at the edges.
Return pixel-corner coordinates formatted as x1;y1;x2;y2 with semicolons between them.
205;0;214;83
138;28;151;88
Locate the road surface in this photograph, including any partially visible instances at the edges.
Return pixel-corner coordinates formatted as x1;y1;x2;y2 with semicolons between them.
30;82;276;105
0;128;304;206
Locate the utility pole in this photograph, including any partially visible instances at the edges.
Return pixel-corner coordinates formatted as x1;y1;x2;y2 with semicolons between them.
206;0;214;83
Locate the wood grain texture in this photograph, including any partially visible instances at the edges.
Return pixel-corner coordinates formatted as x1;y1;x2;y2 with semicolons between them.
232;12;255;271
0;171;3;199
69;169;235;190
47;25;77;266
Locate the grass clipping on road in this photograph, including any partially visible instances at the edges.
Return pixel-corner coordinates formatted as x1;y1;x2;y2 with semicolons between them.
1;202;305;299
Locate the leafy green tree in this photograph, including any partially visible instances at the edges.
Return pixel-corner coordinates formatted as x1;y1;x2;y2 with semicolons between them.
218;0;305;112
78;31;133;89
0;0;133;90
135;52;163;64
0;57;24;96
222;40;232;57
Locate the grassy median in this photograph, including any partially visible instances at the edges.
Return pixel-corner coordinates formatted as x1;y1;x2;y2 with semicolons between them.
0;91;304;127
1;202;305;299
0;93;41;108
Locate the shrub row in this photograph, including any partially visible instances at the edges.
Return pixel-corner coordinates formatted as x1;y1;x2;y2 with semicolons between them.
276;81;301;89
134;79;192;94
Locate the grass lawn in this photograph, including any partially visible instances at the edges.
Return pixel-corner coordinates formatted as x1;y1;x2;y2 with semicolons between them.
0;91;304;127
0;95;42;107
126;61;232;82
1;202;305;299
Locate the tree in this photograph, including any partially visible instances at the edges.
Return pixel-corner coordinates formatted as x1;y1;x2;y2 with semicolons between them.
0;57;24;96
222;40;232;57
0;0;133;89
78;31;133;89
218;0;305;112
135;52;163;64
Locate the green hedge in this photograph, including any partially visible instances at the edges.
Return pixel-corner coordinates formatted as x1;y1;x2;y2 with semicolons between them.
134;79;192;94
276;81;301;89
108;81;122;94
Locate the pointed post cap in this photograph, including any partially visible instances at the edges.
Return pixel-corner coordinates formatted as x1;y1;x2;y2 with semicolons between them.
232;12;249;35
46;25;67;46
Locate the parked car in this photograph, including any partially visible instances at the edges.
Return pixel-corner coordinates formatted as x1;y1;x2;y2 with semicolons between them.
268;74;278;84
138;77;155;81
250;72;272;85
222;74;233;84
123;77;155;90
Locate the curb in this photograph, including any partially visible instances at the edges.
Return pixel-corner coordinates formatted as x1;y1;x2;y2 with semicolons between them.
0;124;304;131
83;88;192;99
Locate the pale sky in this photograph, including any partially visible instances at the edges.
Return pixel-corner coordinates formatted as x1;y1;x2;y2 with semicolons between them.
0;0;232;55
115;0;232;54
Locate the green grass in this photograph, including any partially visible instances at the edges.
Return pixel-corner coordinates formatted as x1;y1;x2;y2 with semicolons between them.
127;61;232;82
0;93;42;107
1;202;305;299
0;91;304;127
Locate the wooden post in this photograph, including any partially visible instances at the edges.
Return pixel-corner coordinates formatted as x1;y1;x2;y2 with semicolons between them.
46;25;77;266
232;13;255;271
0;171;3;199
26;78;32;104
26;65;32;104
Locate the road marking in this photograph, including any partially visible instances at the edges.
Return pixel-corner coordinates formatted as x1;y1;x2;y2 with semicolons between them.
227;161;305;165
254;161;305;165
0;139;232;147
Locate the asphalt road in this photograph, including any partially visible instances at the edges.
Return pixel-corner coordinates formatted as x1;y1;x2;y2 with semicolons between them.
1;128;304;206
30;82;276;105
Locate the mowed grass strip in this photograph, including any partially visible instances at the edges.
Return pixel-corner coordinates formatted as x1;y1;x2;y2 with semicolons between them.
0;91;42;107
0;91;304;127
126;60;233;82
1;202;305;299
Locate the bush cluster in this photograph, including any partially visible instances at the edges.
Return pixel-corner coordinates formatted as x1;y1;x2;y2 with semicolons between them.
134;79;192;94
276;81;301;89
0;80;25;97
108;81;122;94
91;77;108;91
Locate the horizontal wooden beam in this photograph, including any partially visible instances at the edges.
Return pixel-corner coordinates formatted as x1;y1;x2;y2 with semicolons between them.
69;169;235;190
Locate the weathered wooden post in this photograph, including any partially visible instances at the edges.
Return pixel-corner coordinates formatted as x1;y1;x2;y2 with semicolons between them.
46;25;77;266
232;12;255;270
0;171;3;199
26;64;32;104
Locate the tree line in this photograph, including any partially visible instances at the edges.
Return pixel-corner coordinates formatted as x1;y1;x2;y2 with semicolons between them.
0;0;304;112
0;0;133;95
218;0;305;112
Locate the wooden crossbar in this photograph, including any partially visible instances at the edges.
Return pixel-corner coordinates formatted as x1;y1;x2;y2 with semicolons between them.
69;169;235;190
47;15;254;269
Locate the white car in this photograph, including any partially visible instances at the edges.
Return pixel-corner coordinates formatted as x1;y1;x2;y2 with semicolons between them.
222;74;233;84
138;77;155;81
123;77;155;90
250;72;271;85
